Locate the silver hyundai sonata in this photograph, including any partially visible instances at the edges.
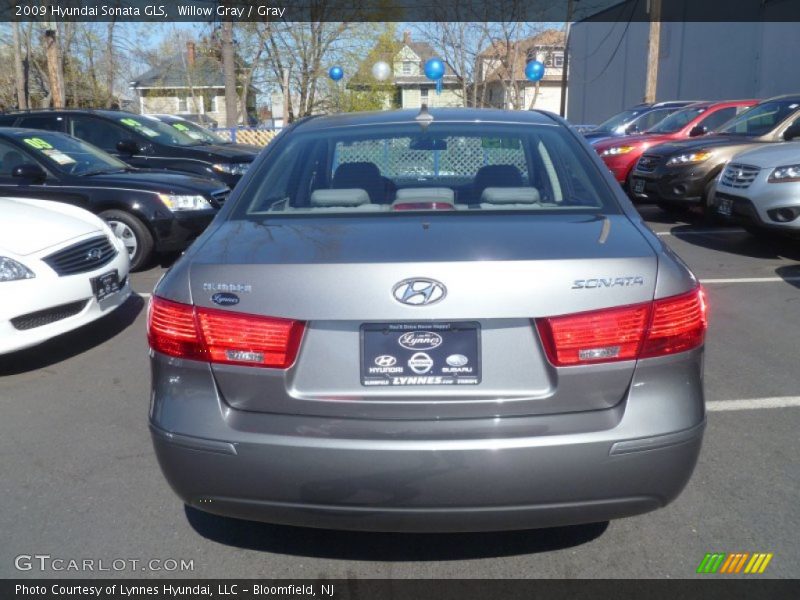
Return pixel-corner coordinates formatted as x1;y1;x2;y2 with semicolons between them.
148;108;708;532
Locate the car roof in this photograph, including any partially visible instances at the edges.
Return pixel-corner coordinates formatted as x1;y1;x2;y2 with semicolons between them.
764;93;800;103
1;108;137;119
290;108;559;133
0;127;73;139
681;99;758;109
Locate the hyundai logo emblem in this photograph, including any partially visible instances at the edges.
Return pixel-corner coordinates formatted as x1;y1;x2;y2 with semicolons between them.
392;278;446;306
85;248;103;261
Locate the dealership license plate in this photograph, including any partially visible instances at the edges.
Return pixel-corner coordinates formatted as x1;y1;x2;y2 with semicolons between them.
91;270;121;301
717;197;734;217
632;178;646;194
360;322;481;386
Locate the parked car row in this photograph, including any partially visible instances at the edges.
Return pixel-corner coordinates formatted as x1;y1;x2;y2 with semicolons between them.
0;108;265;270
583;94;800;237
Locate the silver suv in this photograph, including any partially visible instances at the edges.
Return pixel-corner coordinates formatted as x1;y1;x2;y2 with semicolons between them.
148;109;708;532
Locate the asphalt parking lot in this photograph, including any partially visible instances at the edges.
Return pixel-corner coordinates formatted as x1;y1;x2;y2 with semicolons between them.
1;204;798;579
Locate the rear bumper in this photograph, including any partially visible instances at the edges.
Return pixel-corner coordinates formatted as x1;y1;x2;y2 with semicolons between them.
151;421;703;532
149;349;706;532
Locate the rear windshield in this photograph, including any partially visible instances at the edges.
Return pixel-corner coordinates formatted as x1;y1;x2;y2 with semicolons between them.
646;107;706;133
232;122;618;218
718;100;800;136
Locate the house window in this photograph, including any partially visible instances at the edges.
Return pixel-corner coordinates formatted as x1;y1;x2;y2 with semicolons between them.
177;97;188;112
420;88;429;103
402;61;413;75
554;52;564;68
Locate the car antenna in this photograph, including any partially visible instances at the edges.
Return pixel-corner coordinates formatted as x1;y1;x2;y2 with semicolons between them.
416;104;433;129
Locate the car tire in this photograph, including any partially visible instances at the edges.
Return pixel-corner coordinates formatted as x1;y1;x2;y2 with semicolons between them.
99;209;154;271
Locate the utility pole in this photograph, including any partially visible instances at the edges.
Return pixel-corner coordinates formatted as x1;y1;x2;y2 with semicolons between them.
43;26;65;107
644;0;662;103
559;0;574;117
12;22;27;109
282;68;290;126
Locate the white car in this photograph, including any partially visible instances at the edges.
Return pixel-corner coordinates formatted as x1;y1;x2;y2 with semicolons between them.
0;197;132;355
714;142;800;237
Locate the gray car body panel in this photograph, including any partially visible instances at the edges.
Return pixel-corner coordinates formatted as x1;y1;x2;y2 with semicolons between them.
149;108;705;531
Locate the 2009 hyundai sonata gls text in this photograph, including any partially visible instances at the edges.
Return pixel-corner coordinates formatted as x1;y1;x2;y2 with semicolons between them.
148;108;708;532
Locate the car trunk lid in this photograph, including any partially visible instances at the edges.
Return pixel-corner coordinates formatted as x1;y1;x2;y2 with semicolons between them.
187;213;658;419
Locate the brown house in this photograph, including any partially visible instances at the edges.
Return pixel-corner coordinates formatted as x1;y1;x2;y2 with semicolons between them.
479;29;565;112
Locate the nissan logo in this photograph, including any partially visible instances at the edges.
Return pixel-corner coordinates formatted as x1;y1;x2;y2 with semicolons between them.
85;248;103;261
392;278;446;306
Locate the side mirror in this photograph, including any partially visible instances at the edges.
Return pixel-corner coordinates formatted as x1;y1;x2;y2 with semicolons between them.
625;124;639;134
12;163;47;183
689;125;707;137
116;139;140;154
783;124;800;141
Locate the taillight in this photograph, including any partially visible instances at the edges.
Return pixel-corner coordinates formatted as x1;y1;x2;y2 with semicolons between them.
535;286;707;366
147;295;305;369
147;297;205;361
640;287;707;358
197;308;304;368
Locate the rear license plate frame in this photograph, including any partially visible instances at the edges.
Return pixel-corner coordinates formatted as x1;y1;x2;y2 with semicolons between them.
360;322;481;387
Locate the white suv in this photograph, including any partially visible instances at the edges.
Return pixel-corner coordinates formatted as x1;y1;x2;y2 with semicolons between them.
714;141;800;237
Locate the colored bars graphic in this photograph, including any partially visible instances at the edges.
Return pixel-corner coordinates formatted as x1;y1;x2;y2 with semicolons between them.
697;552;774;574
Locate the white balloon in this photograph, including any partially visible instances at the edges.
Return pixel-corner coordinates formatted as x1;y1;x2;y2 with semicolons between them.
371;61;392;82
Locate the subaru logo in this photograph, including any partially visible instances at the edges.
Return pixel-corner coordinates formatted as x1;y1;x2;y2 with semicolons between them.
392;278;446;306
85;248;103;261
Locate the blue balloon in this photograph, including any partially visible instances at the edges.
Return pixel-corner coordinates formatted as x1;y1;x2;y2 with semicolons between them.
525;60;545;82
328;66;344;81
424;58;445;81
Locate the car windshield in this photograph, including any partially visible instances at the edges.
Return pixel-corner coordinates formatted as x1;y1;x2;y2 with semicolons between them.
233;122;617;218
14;131;128;176
165;119;229;145
594;109;641;133
717;100;799;136
646;107;706;133
116;115;204;146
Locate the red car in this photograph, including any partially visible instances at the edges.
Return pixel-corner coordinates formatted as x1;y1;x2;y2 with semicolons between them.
592;100;757;188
